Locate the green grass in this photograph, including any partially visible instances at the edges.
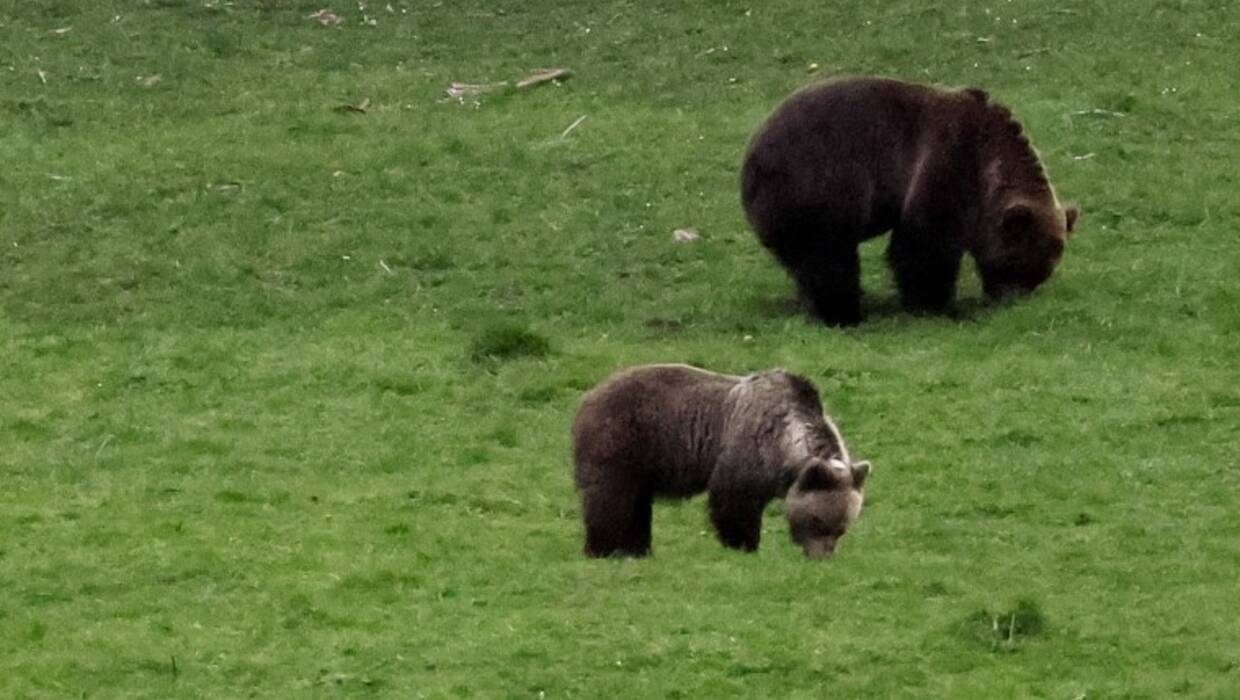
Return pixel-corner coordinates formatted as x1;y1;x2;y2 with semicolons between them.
2;0;1239;697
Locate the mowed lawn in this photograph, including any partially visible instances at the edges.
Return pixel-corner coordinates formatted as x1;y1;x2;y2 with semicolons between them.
2;1;1238;697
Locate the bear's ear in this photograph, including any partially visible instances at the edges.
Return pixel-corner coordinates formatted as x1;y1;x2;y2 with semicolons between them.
964;87;990;103
851;460;871;489
795;459;844;492
1001;204;1037;244
1064;205;1080;236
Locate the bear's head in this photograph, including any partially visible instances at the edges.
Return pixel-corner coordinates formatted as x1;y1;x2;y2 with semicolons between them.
978;201;1079;300
785;457;870;559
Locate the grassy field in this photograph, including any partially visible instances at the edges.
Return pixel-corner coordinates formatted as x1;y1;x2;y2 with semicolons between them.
2;0;1239;697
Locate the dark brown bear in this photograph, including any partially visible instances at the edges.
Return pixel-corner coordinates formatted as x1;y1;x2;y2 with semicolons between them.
571;364;870;559
741;76;1080;326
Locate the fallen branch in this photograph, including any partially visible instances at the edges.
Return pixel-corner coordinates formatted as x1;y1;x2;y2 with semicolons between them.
516;67;572;88
445;68;573;99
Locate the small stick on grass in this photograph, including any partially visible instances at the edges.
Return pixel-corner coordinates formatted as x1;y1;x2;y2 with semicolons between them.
516;68;572;88
560;115;587;140
95;435;114;460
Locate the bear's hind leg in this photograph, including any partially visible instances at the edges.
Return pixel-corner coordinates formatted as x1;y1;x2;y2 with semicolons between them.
751;197;866;326
580;478;654;558
629;489;653;555
790;241;864;327
708;490;764;552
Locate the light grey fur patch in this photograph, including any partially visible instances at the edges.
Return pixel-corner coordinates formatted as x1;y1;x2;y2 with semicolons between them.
778;410;851;467
846;491;864;524
821;413;851;465
1023;138;1064;217
647;363;745;381
901;145;932;220
781;416;815;462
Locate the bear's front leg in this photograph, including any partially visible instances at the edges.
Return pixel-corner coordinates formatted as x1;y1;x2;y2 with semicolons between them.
708;490;765;552
887;225;963;315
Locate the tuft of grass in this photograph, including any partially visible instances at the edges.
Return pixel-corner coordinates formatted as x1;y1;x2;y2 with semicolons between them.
958;599;1048;652
468;322;552;364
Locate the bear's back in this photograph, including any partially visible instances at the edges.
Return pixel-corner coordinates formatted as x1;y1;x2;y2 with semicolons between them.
744;77;945;175
571;365;739;493
742;77;985;238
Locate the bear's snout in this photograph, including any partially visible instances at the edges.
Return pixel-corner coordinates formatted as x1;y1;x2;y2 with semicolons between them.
801;537;838;559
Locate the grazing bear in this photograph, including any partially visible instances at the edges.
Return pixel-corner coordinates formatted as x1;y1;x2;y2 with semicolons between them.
571;364;871;559
741;76;1080;326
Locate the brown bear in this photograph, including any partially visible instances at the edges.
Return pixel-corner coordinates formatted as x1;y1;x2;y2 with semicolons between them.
741;76;1080;326
571;364;870;559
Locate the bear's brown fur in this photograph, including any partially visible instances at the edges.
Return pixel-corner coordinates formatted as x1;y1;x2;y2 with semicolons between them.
741;76;1079;326
571;364;870;559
